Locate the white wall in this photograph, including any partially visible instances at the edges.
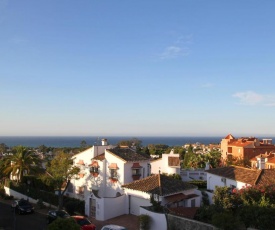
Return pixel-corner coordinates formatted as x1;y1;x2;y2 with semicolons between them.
123;189;151;215
181;170;207;181
124;161;150;184
151;151;180;175
207;173;247;191
104;150;125;197
151;159;162;174
140;207;167;230
4;186;57;209
94;195;126;221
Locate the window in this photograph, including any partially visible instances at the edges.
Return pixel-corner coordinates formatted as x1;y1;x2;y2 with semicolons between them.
108;163;119;180
110;169;118;179
132;168;141;176
89;166;99;173
76;186;84;195
89;161;100;176
131;163;142;180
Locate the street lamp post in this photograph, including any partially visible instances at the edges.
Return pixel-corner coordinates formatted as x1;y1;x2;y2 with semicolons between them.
11;201;16;230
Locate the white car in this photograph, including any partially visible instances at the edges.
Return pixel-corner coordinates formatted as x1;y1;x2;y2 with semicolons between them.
101;225;127;230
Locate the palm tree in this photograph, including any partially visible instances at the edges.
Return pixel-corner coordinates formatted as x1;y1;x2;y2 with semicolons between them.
1;146;42;183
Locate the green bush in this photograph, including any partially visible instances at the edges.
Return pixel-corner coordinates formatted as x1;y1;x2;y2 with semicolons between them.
48;217;80;230
138;214;151;230
188;180;207;189
64;198;85;215
212;211;240;230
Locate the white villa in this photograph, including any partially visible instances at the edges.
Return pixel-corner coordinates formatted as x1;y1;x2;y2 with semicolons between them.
67;139;152;220
150;149;181;175
66;139;201;221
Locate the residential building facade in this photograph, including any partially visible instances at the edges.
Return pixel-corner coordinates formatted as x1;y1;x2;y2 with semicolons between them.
220;134;275;163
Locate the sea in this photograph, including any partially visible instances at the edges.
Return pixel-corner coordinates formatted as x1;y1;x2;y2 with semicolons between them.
0;136;223;148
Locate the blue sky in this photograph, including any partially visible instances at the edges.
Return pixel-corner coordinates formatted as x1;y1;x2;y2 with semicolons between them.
1;1;275;137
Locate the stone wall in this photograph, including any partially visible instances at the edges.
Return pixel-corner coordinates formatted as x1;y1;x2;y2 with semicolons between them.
167;214;217;230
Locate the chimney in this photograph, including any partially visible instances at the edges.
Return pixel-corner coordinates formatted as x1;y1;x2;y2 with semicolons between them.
101;139;108;146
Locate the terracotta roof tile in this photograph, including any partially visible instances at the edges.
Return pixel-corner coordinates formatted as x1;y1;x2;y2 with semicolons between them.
224;134;235;140
166;193;199;203
168;157;180;167
93;153;105;161
206;166;262;185
167;207;199;219
256;169;275;186
107;147;150;162
267;158;275;164
122;174;197;196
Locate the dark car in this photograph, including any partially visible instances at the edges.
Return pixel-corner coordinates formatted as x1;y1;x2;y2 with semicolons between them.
11;199;34;214
72;216;96;230
47;210;71;224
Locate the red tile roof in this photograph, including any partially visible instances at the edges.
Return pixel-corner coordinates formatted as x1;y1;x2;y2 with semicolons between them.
108;163;119;169
267;157;275;164
122;174;197;196
228;139;254;147
131;163;142;168
224;134;235;140
167;207;199;219
93;153;105;161
255;169;275;185
166;193;199;203
107;147;150;162
206;166;262;185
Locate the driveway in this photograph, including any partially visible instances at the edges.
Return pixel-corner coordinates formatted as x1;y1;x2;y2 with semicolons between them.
0;198;139;230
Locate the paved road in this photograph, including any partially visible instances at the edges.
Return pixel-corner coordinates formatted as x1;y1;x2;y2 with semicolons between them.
0;201;48;230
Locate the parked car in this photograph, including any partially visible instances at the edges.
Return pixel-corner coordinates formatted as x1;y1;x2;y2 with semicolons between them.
101;225;127;230
47;210;70;224
11;199;34;214
72;215;96;230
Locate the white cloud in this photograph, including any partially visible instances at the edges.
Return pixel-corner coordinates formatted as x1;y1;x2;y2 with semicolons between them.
157;34;193;60
232;91;275;106
175;34;193;45
159;46;189;60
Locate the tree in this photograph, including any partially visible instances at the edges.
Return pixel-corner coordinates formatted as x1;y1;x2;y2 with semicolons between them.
42;152;80;210
0;143;8;154
213;186;242;211
205;150;221;168
147;144;169;157
38;145;48;154
48;217;80;230
183;144;194;168
1;146;42;183
80;140;87;149
117;138;143;151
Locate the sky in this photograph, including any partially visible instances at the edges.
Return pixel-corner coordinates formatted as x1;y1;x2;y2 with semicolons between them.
1;1;275;137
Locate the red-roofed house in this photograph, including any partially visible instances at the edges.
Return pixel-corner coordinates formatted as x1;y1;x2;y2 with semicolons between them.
220;134;275;163
68;140;152;221
206;166;275;203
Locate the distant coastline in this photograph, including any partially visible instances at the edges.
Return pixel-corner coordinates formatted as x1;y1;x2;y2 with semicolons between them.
1;136;274;148
0;136;224;148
